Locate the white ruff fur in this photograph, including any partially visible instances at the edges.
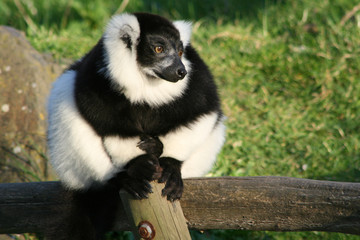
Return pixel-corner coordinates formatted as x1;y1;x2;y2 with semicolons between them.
173;21;192;47
103;14;192;107
47;71;117;189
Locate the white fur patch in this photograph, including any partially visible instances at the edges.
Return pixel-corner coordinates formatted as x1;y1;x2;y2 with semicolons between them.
160;112;223;162
47;70;118;189
103;136;145;168
103;13;191;107
181;120;226;178
173;20;192;47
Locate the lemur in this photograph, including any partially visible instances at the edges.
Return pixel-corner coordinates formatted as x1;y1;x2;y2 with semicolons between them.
47;12;225;239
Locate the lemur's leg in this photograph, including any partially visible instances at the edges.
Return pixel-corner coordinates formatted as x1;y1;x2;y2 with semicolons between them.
139;135;184;201
158;157;183;201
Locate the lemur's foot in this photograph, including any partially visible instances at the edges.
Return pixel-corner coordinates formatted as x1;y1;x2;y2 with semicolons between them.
158;157;183;201
126;154;163;181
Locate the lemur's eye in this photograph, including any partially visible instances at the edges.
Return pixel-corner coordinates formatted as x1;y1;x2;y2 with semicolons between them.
178;50;183;57
155;46;164;53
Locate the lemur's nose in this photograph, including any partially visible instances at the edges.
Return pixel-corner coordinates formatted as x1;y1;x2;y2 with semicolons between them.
177;68;187;79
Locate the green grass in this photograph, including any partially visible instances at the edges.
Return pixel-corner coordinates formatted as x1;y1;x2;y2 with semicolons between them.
1;0;360;239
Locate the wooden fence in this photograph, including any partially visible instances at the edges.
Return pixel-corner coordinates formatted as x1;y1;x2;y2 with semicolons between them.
0;176;359;238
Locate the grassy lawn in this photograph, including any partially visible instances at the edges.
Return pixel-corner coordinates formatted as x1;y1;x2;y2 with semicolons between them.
1;0;360;239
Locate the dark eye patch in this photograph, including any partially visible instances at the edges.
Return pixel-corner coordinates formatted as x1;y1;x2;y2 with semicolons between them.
147;35;167;46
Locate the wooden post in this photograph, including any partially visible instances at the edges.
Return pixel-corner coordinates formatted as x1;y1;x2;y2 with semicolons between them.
119;182;191;240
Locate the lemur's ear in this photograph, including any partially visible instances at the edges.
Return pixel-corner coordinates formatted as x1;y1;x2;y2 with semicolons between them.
104;13;140;50
173;21;192;47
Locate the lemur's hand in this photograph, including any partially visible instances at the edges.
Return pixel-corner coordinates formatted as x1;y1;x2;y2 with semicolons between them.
137;135;163;158
112;154;163;199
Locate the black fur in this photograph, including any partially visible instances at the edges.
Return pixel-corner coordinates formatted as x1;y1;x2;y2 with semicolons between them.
135;13;181;69
45;185;120;240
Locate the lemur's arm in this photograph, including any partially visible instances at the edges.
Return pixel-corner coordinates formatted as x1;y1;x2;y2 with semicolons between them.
113;135;184;201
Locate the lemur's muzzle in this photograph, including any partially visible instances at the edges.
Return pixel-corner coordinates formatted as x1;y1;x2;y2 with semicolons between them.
155;56;187;82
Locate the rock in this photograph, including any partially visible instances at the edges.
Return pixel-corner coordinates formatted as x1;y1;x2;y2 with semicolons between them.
0;234;17;240
0;26;62;182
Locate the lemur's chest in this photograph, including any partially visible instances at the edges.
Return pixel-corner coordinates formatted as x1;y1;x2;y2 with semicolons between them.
120;101;199;137
88;96;190;137
126;106;170;135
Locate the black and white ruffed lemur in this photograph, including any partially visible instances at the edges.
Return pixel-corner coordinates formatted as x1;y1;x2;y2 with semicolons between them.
47;12;225;239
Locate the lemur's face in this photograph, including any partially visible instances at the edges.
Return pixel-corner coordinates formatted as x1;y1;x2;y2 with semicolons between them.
137;29;187;83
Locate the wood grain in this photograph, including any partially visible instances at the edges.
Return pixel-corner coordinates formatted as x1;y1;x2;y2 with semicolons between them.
181;177;360;235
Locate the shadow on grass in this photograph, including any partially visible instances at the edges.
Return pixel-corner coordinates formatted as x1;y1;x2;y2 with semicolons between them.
319;168;360;183
126;0;282;22
0;0;283;32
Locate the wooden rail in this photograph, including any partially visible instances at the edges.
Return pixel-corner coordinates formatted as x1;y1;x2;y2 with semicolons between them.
0;177;359;236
